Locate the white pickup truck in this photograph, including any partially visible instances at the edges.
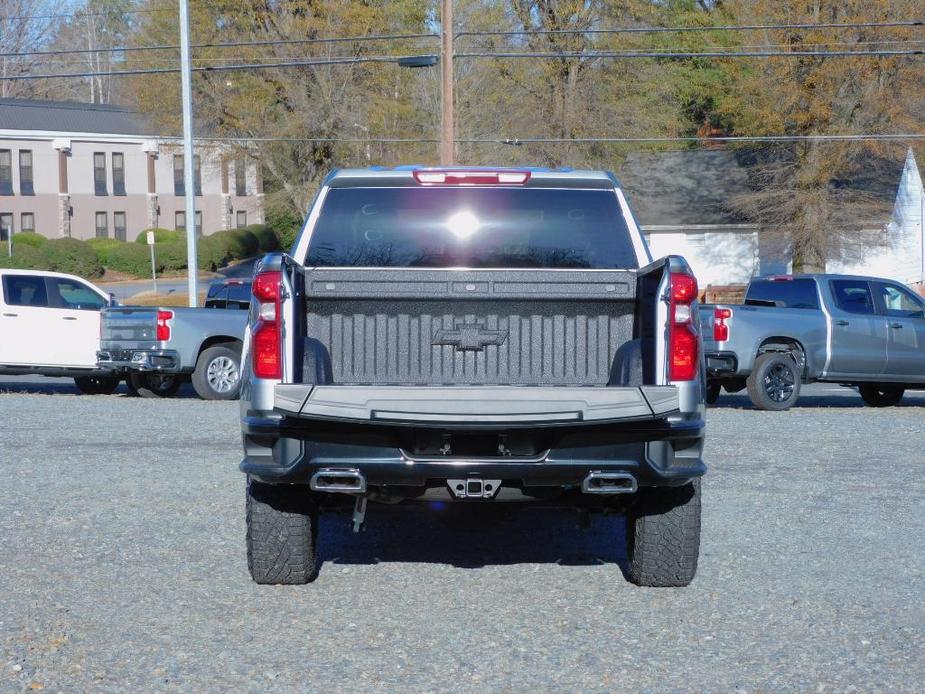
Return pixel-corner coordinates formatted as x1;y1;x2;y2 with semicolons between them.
0;269;121;394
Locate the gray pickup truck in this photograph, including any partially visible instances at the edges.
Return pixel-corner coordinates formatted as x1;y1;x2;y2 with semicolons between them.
238;167;707;588
97;280;249;399
702;274;925;410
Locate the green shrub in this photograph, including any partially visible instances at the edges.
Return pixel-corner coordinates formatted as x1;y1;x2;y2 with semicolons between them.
197;234;226;271
135;227;182;245
42;238;104;278
0;244;48;270
247;224;281;252
158;241;189;273
107;242;156;276
267;208;301;251
86;237;125;265
12;232;47;248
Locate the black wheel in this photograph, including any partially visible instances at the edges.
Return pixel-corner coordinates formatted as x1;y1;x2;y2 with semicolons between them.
124;377;139;397
74;375;120;395
858;384;904;407
128;372;182;398
192;343;242;400
625;478;701;587
246;479;318;585
746;352;801;411
705;382;721;405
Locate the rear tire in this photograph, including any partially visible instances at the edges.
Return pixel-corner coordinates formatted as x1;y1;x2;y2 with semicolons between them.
246;479;318;585
74;375;120;395
128;373;182;398
705;382;721;405
192;344;242;400
626;479;701;587
746;352;801;411
858;384;904;407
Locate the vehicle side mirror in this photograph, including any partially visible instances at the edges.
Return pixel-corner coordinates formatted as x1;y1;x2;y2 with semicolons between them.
109;292;118;307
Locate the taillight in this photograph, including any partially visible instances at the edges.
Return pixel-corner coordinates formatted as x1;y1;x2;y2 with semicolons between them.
156;310;173;341
669;272;699;381
713;308;732;342
252;270;282;379
413;170;531;185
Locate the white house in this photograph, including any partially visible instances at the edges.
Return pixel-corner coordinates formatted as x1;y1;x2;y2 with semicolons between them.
617;148;925;289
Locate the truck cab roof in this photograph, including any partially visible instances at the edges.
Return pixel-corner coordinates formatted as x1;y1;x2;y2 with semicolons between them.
323;166;623;190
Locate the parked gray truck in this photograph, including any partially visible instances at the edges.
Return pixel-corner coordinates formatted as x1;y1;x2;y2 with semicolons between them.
702;274;925;410
97;280;250;399
238;167;708;587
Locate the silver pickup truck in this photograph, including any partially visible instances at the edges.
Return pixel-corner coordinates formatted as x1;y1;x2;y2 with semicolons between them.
238;167;707;588
97;280;249;399
702;274;925;410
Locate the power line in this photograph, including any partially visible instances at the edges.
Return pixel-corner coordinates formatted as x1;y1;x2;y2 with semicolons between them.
0;32;438;59
457;48;925;59
0;54;430;81
455;19;925;39
179;134;925;144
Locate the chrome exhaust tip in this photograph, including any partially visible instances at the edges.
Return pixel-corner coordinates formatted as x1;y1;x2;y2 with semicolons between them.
310;468;367;494
581;471;638;495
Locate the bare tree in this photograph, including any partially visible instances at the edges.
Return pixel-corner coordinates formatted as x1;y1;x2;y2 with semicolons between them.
0;0;57;98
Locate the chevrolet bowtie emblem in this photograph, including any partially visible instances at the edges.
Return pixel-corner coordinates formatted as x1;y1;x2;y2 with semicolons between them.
432;324;508;351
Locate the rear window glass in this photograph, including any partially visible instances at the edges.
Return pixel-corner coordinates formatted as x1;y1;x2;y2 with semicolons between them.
304;187;639;269
745;279;820;309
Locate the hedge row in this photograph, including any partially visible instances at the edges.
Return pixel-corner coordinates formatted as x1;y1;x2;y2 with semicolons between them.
0;236;104;278
0;226;281;278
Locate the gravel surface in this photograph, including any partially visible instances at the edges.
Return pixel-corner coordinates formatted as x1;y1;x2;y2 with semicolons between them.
1;379;924;692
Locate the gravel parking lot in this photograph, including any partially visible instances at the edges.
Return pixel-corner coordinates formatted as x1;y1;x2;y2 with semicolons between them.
1;378;924;691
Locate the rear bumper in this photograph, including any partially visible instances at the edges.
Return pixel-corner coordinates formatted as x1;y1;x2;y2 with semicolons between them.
273;384;680;428
705;350;739;377
240;414;706;489
97;349;182;373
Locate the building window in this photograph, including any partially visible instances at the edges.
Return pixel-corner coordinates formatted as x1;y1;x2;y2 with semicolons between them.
235;157;246;196
114;211;126;241
0;213;12;241
21;212;35;233
93;152;107;195
95;211;108;238
236;210;247;228
112;152;125;196
173;155;184;196
0;150;11;195
173;154;202;196
175;210;202;234
19;151;34;195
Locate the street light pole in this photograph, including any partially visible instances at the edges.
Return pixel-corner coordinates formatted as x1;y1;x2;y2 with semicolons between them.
440;0;454;165
179;0;198;307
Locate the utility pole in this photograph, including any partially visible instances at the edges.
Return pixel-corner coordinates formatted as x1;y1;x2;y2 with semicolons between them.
440;0;454;165
179;0;198;307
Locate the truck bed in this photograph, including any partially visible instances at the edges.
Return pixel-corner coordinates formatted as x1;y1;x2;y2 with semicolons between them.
295;268;640;387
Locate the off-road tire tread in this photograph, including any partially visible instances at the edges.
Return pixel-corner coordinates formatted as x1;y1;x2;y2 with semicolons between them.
746;352;801;411
858;384;904;407
626;478;701;587
73;376;120;395
128;373;182;398
246;480;318;585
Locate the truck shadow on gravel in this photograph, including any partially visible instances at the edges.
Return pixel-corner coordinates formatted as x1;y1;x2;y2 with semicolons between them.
711;392;925;410
0;379;200;398
315;505;628;571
